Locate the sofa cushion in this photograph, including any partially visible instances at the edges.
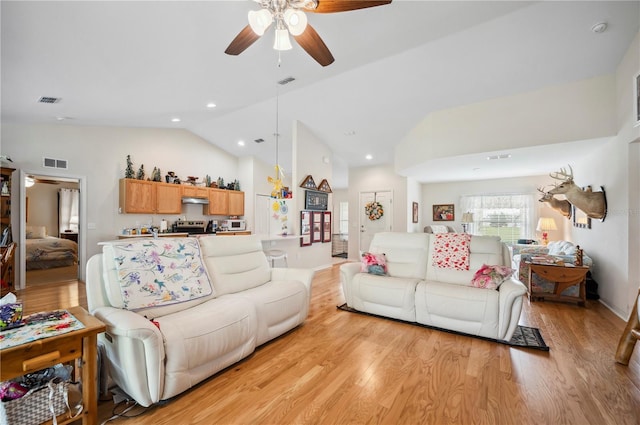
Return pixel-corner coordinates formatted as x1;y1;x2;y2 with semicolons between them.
368;232;430;279
426;235;504;286
350;273;421;322
199;235;271;296
102;238;214;315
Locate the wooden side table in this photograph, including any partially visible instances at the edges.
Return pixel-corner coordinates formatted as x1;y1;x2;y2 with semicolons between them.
59;232;78;243
527;263;589;306
0;306;106;425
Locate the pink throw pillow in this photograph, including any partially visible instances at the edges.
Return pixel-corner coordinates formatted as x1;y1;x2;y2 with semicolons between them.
471;264;514;289
360;252;388;276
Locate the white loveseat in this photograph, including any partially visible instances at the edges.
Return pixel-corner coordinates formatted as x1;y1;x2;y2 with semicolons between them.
340;232;527;341
86;235;314;407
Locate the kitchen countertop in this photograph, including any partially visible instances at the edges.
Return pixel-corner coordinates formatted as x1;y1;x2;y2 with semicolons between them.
117;232;189;239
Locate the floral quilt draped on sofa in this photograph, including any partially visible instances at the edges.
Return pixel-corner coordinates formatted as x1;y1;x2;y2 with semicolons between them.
511;241;592;297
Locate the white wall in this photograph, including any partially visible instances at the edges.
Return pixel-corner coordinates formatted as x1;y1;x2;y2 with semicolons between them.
567;31;640;319
347;164;407;260
396;75;617;172
422;175;570;240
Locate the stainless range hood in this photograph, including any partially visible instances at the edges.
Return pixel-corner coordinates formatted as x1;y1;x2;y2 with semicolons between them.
181;197;209;205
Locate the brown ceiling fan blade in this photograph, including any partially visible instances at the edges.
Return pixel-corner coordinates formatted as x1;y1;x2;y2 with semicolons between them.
294;24;334;66
309;0;392;14
225;25;261;56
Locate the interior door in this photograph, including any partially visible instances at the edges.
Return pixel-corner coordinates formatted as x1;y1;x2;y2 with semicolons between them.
359;191;392;253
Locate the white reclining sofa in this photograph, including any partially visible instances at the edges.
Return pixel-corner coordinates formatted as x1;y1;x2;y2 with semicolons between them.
86;235;314;407
340;232;526;341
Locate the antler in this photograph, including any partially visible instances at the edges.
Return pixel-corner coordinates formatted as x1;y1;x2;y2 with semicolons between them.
549;164;574;181
537;186;546;194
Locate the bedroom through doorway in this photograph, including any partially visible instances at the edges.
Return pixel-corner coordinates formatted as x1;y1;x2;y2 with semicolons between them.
24;174;80;287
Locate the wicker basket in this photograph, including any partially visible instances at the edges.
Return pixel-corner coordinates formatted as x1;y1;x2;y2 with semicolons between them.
0;379;70;425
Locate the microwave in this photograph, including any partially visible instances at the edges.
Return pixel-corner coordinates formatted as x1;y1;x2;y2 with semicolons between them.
220;219;246;231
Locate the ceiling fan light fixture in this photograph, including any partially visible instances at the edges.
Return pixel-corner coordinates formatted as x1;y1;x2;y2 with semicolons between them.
25;176;35;187
284;8;307;36
274;28;293;51
248;9;273;36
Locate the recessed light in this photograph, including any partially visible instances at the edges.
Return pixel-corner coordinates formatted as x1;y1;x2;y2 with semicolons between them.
344;130;356;136
487;154;511;160
238;140;245;146
171;117;181;123
206;102;217;108
365;154;373;160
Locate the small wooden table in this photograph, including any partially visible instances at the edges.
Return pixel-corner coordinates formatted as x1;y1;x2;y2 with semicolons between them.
527;262;589;306
0;306;106;425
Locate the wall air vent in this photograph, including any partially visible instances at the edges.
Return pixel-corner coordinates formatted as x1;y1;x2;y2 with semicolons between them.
38;96;61;104
254;138;265;143
277;76;295;85
43;157;68;169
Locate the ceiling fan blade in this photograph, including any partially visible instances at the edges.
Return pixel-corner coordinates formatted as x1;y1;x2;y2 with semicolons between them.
294;24;334;67
309;0;392;14
225;25;261;56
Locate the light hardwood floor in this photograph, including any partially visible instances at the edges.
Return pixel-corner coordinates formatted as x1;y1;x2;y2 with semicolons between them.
14;265;640;424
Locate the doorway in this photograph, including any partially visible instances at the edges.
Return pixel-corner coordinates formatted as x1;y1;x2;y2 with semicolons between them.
19;171;84;288
359;191;393;253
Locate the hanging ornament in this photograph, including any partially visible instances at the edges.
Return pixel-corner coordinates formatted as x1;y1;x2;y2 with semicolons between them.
365;201;384;221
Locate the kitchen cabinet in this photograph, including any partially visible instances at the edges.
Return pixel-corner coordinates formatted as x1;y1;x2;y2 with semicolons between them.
119;179;182;214
207;188;229;215
119;179;155;213
228;191;245;216
205;189;245;216
156;183;182;214
182;186;209;199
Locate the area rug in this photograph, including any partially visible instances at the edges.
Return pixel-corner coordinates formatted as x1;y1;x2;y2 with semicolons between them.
337;303;549;351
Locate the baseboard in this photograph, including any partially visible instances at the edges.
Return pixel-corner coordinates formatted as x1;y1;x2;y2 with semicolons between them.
598;298;629;321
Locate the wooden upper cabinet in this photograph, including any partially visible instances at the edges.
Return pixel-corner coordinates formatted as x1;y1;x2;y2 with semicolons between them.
228;191;245;216
119;179;155;213
156;183;182;214
207;189;229;215
182;186;209;199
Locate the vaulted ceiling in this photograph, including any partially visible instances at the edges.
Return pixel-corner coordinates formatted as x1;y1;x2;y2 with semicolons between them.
2;1;638;187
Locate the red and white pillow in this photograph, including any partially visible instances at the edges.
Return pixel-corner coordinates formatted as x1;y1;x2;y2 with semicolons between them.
432;233;471;270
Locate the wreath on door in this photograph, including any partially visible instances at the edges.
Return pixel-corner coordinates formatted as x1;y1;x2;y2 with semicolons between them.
365;201;384;221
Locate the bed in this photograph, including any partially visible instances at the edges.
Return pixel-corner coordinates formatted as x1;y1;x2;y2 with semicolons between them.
25;226;78;270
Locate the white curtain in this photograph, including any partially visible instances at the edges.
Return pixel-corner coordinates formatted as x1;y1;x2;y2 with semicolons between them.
460;193;536;240
59;188;80;233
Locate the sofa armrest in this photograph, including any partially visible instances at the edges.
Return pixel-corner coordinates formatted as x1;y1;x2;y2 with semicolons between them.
92;306;165;407
339;262;362;306
497;278;527;341
271;267;315;297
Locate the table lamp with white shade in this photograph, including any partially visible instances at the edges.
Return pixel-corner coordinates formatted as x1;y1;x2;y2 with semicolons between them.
536;217;557;245
461;212;474;234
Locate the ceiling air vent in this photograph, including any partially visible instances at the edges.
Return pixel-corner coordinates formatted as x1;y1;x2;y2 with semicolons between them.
277;76;295;85
43;157;68;169
38;96;61;104
254;138;265;143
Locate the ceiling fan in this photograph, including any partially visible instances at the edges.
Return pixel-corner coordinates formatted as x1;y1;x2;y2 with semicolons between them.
225;0;392;66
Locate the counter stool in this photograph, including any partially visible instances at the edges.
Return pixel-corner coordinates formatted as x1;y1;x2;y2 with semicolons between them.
265;249;288;268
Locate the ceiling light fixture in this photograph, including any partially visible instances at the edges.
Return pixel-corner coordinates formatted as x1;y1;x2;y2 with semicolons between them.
238;140;245;146
206;102;217;108
171;117;181;123
365;154;373;160
25;176;35;188
248;2;308;52
591;22;608;34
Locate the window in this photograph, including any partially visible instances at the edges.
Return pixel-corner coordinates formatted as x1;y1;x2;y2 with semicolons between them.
460;194;535;244
339;201;349;235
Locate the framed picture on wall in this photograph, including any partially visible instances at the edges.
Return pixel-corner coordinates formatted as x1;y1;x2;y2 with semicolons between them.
412;202;419;223
300;211;312;247
312;211;322;242
305;190;328;211
433;204;454;221
322;211;331;243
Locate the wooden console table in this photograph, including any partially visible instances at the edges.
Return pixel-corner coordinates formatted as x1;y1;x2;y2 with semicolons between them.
0;306;106;425
527;262;589;306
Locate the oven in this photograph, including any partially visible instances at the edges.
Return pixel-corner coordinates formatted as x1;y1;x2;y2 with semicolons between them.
174;220;211;236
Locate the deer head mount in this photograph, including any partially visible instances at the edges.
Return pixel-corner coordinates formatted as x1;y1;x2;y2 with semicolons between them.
548;165;607;221
537;186;572;219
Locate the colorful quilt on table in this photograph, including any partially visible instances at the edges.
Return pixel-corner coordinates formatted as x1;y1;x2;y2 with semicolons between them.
109;239;213;311
432;233;471;270
0;310;84;350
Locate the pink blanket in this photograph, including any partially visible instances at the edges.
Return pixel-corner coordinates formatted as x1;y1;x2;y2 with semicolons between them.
432;233;471;270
